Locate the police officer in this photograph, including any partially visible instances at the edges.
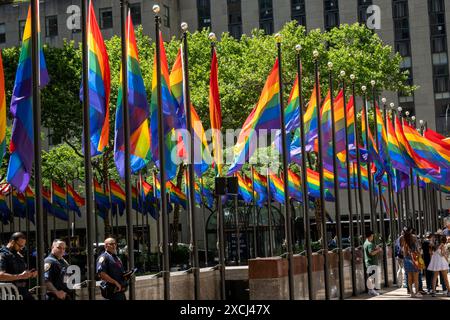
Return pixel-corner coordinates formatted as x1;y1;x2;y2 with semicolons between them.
96;237;127;300
0;232;37;300
44;239;73;300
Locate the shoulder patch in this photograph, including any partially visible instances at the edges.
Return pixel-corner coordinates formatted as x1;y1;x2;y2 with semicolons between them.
44;263;51;272
98;256;105;264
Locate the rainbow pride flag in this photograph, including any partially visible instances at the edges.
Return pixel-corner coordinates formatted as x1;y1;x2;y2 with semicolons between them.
12;190;26;218
194;182;214;209
287;169;303;202
7;5;49;192
303;83;319;152
252;169;268;207
403;121;450;171
237;173;253;203
345;96;357;161
67;184;85;217
306;168;335;201
395;116;443;184
375;105;391;175
94;179;110;210
267;171;285;204
167;180;187;209
333;90;346;155
114;11;150;178
150;32;178;181
52;181;67;209
386;114;410;174
80;1;110;157
170;48;210;177
42;187;68;221
228;59;281;175
109;180;125;215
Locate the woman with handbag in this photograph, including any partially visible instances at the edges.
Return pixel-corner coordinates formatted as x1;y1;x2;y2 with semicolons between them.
401;230;422;298
428;235;450;297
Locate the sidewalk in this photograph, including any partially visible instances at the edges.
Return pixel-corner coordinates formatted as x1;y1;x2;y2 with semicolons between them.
349;286;450;300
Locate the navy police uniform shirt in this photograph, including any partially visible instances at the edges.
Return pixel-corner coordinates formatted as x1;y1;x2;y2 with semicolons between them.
44;253;70;292
96;251;125;286
0;246;28;287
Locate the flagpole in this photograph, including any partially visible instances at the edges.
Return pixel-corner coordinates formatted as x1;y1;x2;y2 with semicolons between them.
251;166;258;258
152;170;162;271
72;181;76;243
371;82;388;288
81;0;95;300
65;181;71;264
120;0;135;300
313;49;330;299
200;178;210;266
30;0;45;300
340;71;357;296
393;107;404;233
275;34;295;300
229;173;240;264
362;85;376;235
416;172;422;236
265;169;274;258
153;5;170;299
353;164;360;239
208;33;226;300
327;62;344;299
180;23;200;299
384;101;397;285
350;74;365;250
295;45;313;299
409;115;417;233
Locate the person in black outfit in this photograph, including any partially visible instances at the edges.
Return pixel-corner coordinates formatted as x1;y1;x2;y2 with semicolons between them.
44;239;74;300
421;232;435;293
96;237;128;300
0;232;37;300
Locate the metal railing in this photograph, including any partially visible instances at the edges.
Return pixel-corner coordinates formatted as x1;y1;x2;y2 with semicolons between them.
0;283;22;300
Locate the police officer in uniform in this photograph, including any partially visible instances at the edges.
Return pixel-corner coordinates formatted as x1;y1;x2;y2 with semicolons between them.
96;237;127;300
0;232;37;300
44;239;73;300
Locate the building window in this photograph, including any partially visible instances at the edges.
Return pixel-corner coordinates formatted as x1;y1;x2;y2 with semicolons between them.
428;0;450;99
358;0;373;24
259;0;274;34
197;0;211;30
0;24;5;44
392;0;415;112
18;20;26;42
99;8;113;29
324;0;339;31
228;0;242;38
45;15;58;37
129;3;141;25
291;0;306;27
163;5;170;27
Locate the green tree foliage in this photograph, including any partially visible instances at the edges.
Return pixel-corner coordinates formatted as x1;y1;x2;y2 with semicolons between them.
0;22;413;187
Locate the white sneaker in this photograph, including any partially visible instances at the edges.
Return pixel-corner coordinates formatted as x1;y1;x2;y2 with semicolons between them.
415;292;423;298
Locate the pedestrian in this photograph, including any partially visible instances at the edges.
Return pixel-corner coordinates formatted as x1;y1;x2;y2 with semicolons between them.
401;229;422;297
421;232;435;293
96;237;132;300
0;232;37;300
44;239;74;300
363;230;382;296
428;235;450;297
